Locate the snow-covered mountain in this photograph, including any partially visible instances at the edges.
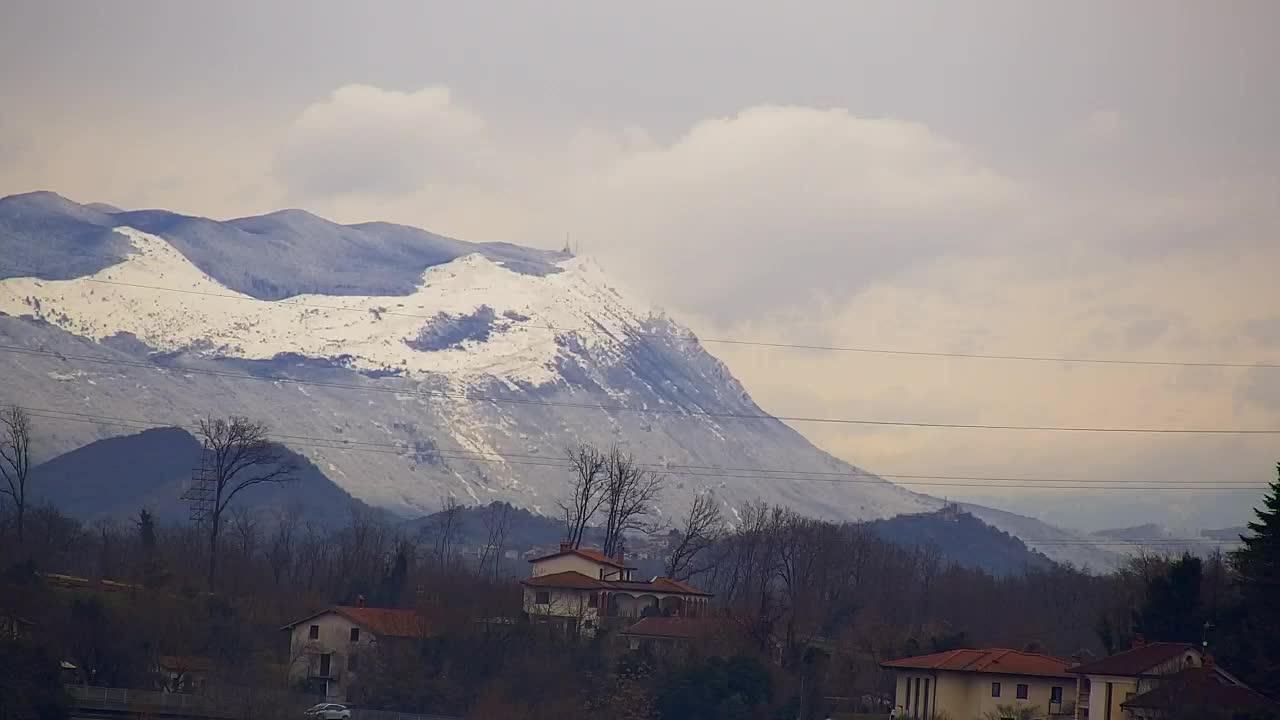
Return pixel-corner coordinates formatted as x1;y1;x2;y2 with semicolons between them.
0;191;1118;569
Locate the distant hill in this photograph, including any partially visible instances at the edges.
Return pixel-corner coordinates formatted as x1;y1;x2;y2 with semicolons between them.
404;501;589;551
1089;523;1248;559
407;502;1059;579
863;507;1056;576
29;427;366;524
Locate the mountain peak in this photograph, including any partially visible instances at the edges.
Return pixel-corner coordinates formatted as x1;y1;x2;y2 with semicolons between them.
230;207;339;235
0;190;88;214
0;193;1116;570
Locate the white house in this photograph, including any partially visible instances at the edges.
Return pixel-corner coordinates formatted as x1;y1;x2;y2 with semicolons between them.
521;544;712;636
280;599;429;702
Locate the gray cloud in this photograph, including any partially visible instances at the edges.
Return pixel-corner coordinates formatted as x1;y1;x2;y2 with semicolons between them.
2;1;1278;531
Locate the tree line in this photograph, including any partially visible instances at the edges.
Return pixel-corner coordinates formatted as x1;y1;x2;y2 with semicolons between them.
2;407;1279;718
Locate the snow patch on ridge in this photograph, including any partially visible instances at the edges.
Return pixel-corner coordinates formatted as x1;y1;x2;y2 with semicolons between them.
0;227;659;387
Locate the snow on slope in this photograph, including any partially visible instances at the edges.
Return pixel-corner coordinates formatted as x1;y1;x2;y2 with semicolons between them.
0;224;942;525
0;227;649;387
0;201;1119;569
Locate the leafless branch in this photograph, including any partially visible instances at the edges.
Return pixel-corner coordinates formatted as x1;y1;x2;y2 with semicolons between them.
664;492;724;580
600;447;664;558
558;444;608;549
0;406;33;546
198;415;296;590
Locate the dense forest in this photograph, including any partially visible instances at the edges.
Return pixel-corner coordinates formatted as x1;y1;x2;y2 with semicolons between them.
2;410;1278;719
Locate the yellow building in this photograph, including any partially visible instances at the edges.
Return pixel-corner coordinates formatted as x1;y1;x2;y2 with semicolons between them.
881;648;1075;719
1067;640;1272;720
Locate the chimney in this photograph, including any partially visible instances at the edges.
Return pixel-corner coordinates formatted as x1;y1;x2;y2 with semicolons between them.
356;594;366;608
559;542;572;552
1131;633;1146;650
614;547;624;565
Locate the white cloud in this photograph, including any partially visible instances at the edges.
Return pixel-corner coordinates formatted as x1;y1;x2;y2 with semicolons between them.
573;106;1018;314
276;85;486;198
275;90;1018;316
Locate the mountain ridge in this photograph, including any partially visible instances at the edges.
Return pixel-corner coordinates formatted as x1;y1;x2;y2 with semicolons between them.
0;191;1119;570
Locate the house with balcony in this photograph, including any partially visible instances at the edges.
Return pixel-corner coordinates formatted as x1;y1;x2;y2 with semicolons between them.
281;598;430;702
1068;638;1273;720
521;544;712;636
880;648;1076;719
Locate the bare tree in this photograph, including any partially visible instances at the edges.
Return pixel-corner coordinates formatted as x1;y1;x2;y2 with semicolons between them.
0;406;33;547
427;496;464;569
559;444;608;549
198;415;296;591
479;501;513;580
229;506;261;588
600;448;663;558
266;504;302;586
664;492;724;580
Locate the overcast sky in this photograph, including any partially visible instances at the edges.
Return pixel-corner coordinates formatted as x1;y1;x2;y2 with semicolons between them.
3;1;1278;530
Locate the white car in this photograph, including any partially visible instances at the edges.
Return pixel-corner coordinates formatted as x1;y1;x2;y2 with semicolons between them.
304;703;351;720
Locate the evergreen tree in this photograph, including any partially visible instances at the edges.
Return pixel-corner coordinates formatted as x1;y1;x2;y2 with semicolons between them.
1230;464;1280;693
134;507;169;588
374;540;411;607
1133;553;1203;643
135;508;156;551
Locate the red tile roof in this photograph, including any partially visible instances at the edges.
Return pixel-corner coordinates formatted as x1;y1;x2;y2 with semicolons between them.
520;571;711;596
528;547;631;568
333;606;430;638
522;571;611;590
1069;643;1198;677
1122;667;1278;713
622;617;726;639
281;606;430;639
609;577;714;596
881;649;1073;679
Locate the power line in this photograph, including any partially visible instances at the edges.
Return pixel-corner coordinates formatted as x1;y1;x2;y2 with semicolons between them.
6;345;1280;435
18;407;1273;491
23;407;1267;486
77;277;1280;369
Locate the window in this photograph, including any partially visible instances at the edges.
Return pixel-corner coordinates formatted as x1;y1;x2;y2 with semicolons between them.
1017;684;1028;700
922;678;930;719
912;678;920;719
349;627;360;642
348;654;359;672
1051;686;1063;704
318;653;331;677
308;625;319;640
588;592;599;608
535;591;551;605
991;682;1002;698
